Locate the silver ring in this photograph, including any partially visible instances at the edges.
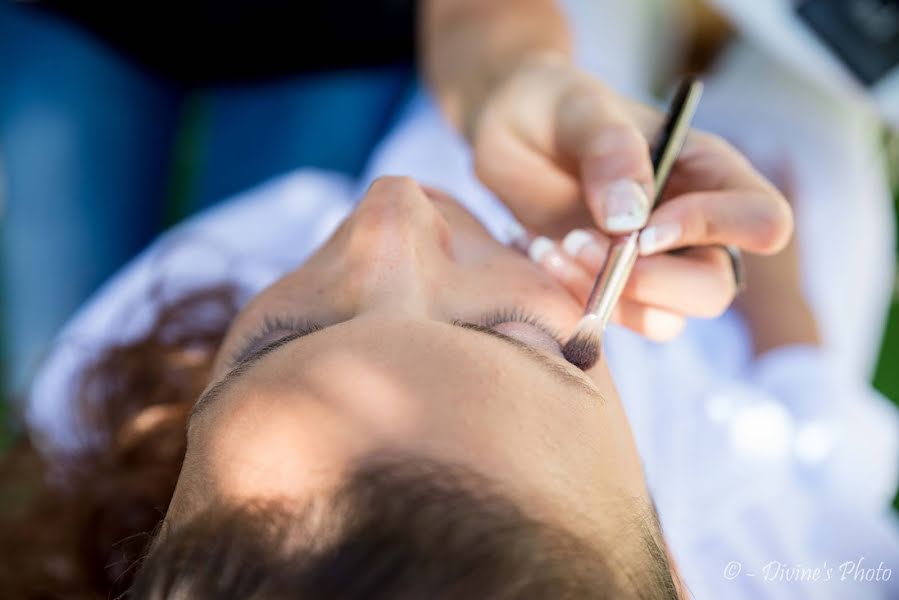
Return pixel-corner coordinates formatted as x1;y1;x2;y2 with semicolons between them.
721;244;746;293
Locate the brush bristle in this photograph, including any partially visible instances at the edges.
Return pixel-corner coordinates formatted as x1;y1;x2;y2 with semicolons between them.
562;330;601;371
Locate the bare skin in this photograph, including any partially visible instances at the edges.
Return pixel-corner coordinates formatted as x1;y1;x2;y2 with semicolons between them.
422;0;793;342
161;177;680;588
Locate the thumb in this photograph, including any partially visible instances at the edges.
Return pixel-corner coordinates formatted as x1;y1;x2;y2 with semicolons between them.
556;85;655;234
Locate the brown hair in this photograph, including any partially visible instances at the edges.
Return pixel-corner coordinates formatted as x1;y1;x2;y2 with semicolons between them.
0;285;679;599
0;285;242;598
133;457;678;599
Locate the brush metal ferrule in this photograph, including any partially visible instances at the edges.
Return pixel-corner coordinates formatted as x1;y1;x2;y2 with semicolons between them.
583;232;639;329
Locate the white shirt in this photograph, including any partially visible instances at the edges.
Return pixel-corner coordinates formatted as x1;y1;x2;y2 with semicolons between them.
27;3;899;597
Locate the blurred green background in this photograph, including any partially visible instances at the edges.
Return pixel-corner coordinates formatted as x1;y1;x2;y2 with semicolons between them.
875;130;899;510
875;131;899;411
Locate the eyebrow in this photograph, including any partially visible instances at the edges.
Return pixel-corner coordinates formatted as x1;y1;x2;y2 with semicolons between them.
189;321;601;425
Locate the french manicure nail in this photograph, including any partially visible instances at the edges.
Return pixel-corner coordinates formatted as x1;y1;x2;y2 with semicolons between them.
561;229;593;257
528;236;569;277
505;220;532;253
639;223;682;255
562;229;606;269
528;236;555;263
504;220;525;242
598;179;651;233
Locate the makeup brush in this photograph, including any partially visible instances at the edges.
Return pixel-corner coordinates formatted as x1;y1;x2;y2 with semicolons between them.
562;78;703;370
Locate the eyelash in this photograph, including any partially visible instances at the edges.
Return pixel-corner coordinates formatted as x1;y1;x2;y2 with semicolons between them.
230;315;322;365
231;307;563;365
477;307;564;347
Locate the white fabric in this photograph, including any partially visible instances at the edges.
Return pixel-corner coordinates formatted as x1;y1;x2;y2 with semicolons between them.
27;171;356;450
706;0;899;127
27;3;899;598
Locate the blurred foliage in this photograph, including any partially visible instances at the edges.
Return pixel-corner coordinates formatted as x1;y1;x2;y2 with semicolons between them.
872;127;899;510
873;128;899;410
163;94;209;227
876;301;899;406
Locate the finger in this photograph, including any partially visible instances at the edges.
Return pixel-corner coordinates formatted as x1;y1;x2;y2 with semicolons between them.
504;220;536;255
660;130;778;200
554;82;655;234
527;236;596;303
612;301;687;342
559;228;611;273
623;106;794;254
623;247;737;318
624;104;776;199
527;235;687;341
638;189;793;256
557;230;737;318
473;115;587;236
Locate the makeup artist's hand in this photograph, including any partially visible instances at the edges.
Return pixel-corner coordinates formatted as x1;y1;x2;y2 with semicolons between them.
520;229;738;341
468;52;793;255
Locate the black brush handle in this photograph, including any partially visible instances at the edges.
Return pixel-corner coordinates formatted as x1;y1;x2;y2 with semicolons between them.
649;77;704;209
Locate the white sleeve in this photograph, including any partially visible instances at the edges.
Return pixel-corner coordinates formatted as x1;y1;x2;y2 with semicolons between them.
664;343;899;600
748;346;899;512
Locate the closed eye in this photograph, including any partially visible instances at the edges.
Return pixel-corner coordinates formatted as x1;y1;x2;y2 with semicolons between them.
229;307;562;368
196;309;595;425
229;317;323;367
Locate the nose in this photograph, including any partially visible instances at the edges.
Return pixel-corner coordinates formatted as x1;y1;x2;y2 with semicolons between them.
342;177;453;313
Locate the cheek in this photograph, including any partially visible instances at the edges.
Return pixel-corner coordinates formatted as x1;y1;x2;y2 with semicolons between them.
212;264;348;372
447;227;502;265
476;255;582;320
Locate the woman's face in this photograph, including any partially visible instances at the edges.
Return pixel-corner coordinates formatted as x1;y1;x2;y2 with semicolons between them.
168;176;652;543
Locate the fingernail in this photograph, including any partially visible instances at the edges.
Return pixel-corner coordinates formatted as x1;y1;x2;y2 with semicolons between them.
504;220;525;241
561;229;593;256
561;229;605;268
596;179;650;233
528;236;569;277
639;223;682;255
528;236;555;263
505;220;532;253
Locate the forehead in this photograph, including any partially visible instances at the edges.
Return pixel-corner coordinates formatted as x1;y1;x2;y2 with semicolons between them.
174;317;644;536
192;317;603;461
